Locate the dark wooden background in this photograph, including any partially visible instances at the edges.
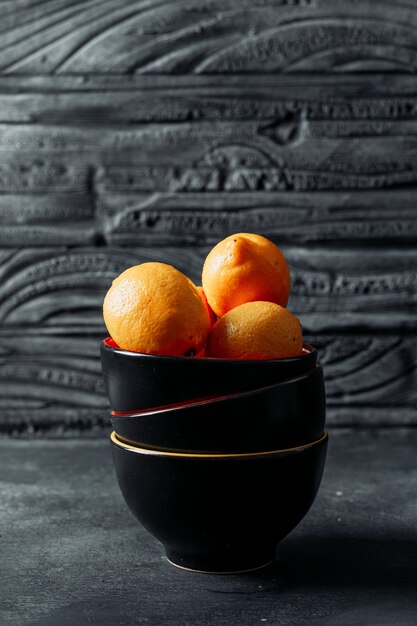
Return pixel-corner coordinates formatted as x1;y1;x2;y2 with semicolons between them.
1;0;416;436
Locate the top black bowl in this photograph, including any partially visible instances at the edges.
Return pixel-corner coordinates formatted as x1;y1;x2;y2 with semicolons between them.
100;338;318;412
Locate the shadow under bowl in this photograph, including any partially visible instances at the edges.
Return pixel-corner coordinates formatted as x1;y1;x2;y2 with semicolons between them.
101;338;318;413
111;431;328;573
111;365;326;453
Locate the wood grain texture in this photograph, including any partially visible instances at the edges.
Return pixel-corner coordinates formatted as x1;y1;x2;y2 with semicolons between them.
4;111;417;195
1;76;417;195
3;1;417;74
0;76;417;246
0;69;416;431
98;191;417;248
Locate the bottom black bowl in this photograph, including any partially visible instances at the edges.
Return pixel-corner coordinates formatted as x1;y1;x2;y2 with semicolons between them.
111;431;328;573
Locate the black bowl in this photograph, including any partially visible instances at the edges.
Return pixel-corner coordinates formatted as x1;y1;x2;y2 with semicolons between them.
111;365;325;453
101;338;318;412
111;431;328;573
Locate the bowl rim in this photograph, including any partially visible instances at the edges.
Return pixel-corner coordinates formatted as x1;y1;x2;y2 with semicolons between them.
110;431;328;458
102;337;316;364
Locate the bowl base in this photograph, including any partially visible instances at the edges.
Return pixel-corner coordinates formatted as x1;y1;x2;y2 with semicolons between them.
165;549;274;575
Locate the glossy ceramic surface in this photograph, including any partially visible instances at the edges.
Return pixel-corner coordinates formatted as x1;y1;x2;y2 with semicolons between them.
101;338;318;412
111;365;325;453
110;431;328;573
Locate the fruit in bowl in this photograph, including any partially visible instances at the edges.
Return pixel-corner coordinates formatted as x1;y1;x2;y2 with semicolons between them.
202;232;291;316
102;233;301;361
101;232;309;411
103;262;211;357
207;301;302;360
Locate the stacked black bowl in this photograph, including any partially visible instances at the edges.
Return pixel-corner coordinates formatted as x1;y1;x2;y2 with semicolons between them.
101;337;327;573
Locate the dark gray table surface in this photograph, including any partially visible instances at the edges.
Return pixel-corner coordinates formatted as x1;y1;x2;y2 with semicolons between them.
1;429;416;626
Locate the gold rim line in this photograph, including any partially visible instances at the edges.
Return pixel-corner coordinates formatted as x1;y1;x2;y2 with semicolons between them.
110;431;328;458
166;558;274;575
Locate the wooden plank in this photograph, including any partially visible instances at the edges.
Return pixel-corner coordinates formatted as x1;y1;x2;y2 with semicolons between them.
2;126;417;193
0;246;415;330
0;77;417;201
0;194;96;245
2;1;417;74
1;73;417;95
97;191;417;246
2;75;417;123
91;119;417;189
3;122;417;189
0;332;108;413
2;189;415;247
0;190;415;247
